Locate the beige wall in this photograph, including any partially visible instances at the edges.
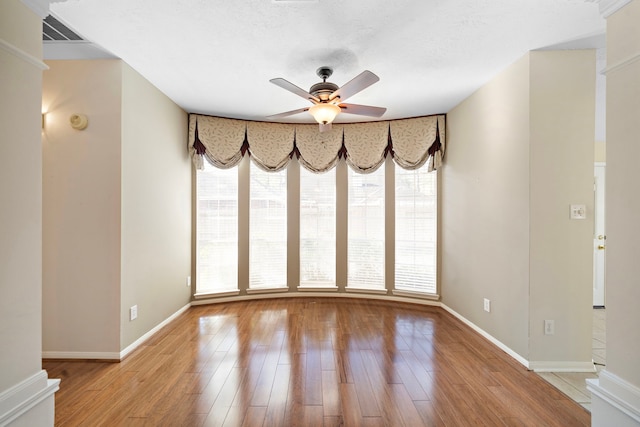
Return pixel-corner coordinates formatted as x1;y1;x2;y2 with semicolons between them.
604;0;640;388
528;50;595;364
42;60;123;355
120;63;191;349
590;2;640;425
443;50;595;367
1;1;57;424
443;55;531;358
0;0;42;57
0;0;46;391
42;59;191;356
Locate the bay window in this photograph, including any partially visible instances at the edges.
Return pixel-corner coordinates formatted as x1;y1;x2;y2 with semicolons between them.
191;114;444;299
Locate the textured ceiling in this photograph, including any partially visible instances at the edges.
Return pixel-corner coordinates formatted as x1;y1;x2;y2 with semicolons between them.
47;0;605;124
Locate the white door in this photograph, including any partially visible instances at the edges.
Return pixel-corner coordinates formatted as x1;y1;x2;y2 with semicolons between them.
593;164;606;307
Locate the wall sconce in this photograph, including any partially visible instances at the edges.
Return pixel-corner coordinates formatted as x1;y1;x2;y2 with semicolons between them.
42;113;46;129
69;114;88;130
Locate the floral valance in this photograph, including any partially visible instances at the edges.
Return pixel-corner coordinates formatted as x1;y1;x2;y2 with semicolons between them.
295;124;343;173
188;115;246;170
246;122;295;172
390;115;446;172
188;114;446;173
343;122;390;173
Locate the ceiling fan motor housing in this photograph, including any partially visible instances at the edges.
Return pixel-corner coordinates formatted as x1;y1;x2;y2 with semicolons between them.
309;66;339;101
310;81;339;101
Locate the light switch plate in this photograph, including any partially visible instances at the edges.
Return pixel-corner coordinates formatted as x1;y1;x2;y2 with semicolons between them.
570;204;586;220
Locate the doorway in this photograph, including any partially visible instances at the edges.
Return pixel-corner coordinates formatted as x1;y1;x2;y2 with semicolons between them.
593;163;605;308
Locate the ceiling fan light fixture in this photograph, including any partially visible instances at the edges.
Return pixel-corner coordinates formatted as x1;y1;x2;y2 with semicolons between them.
268;68;384;130
309;103;341;125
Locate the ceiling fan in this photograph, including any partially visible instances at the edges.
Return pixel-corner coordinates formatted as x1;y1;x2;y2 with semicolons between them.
268;66;386;132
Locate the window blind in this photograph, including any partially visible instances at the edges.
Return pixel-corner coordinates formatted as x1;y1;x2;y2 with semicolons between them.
348;166;385;289
196;162;238;293
395;167;437;294
249;162;287;288
300;167;336;286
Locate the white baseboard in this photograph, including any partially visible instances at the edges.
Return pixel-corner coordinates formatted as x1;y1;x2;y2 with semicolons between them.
42;303;192;362
439;304;596;372
529;361;596;373
42;351;120;360
119;303;191;360
588;370;640;425
0;370;59;426
440;303;530;369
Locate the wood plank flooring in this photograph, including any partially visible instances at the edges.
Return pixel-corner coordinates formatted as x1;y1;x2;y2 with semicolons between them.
43;298;590;426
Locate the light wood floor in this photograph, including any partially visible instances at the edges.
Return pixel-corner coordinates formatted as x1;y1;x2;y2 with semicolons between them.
44;298;590;426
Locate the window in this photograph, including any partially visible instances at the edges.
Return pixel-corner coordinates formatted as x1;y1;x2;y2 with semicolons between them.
249;162;287;289
196;162;238;293
395;166;437;294
300;167;336;287
348;166;385;290
195;154;438;298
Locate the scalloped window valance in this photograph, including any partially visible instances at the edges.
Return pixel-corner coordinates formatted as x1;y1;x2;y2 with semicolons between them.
188;114;446;173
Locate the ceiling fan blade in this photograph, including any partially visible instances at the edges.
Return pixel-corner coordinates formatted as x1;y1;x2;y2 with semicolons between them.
329;70;380;102
270;78;320;103
339;103;387;117
266;106;310;119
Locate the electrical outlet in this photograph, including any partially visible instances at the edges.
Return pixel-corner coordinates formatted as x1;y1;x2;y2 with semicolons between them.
130;305;138;321
544;320;555;335
186;276;191;287
483;298;491;313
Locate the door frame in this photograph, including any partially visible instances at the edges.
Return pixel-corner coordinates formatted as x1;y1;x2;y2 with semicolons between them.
593;162;606;308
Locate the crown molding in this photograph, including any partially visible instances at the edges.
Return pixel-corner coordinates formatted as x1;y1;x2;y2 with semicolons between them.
0;38;48;70
20;0;50;18
603;51;640;75
597;0;632;18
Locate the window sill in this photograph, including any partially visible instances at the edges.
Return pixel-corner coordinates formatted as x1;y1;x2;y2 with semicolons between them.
345;287;388;295
297;285;338;292
246;286;289;295
194;290;240;299
392;289;439;300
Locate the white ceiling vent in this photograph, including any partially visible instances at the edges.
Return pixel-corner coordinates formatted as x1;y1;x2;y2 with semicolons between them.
43;15;83;41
